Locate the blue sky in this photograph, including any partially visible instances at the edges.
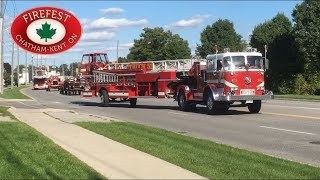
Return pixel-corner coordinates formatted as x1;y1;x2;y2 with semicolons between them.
4;0;301;66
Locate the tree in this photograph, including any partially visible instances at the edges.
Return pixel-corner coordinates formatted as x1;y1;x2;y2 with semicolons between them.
70;62;81;76
127;27;191;61
3;63;11;82
250;13;300;92
293;0;320;83
59;64;70;76
118;57;130;63
196;19;246;58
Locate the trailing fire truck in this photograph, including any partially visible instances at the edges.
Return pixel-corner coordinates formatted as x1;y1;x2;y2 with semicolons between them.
33;69;47;90
60;76;84;95
80;49;273;114
46;75;63;91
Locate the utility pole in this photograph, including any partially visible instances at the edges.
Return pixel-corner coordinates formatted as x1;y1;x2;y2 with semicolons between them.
116;40;119;63
11;10;16;89
0;0;4;94
31;54;34;80
11;37;14;89
71;64;73;77
25;51;27;84
62;64;64;76
17;46;20;87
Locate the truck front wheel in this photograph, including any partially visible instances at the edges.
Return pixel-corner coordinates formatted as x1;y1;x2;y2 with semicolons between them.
248;100;261;113
178;91;190;111
100;90;110;107
206;93;215;114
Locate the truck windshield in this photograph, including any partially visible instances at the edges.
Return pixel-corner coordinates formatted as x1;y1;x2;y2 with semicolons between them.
223;56;245;70
223;56;262;70
33;78;46;83
247;56;263;69
96;54;109;63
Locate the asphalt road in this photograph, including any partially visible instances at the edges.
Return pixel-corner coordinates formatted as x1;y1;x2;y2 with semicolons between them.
3;87;320;167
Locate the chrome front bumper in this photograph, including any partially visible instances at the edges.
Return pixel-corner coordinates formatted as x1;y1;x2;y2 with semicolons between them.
213;94;274;101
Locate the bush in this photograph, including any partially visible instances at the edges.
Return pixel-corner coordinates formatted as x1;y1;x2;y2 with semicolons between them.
293;74;310;94
278;74;316;95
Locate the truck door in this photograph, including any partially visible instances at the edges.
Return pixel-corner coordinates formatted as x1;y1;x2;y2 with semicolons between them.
80;54;93;75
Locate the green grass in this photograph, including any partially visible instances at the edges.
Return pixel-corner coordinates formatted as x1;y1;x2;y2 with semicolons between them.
0;106;17;120
0;85;31;99
275;94;320;101
0;107;105;179
76;121;320;179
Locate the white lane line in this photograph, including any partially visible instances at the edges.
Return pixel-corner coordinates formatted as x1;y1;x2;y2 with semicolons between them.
168;112;188;116
265;104;320;110
259;126;316;136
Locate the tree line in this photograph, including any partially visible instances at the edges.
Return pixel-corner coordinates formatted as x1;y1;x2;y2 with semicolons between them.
3;62;81;85
121;0;320;95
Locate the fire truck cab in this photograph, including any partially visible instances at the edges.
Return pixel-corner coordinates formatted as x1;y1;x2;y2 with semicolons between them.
175;49;273;114
80;53;109;76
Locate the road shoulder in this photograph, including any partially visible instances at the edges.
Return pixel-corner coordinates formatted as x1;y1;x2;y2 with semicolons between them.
8;107;205;179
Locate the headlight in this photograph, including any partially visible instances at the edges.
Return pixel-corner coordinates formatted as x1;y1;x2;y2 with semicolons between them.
230;87;238;91
257;86;265;90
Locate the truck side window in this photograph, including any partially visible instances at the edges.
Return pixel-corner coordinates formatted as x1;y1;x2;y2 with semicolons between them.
217;60;222;71
207;58;216;71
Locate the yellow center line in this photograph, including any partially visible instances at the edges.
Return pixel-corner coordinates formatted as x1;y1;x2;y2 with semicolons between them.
262;112;320;120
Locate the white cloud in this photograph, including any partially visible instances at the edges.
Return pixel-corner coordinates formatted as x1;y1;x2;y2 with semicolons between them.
68;48;84;52
81;31;115;41
84;17;148;29
76;41;104;47
100;8;124;15
92;43;133;52
166;15;210;29
121;43;134;48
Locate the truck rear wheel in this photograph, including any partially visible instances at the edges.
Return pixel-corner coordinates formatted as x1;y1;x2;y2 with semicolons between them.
100;90;110;107
129;98;137;108
248;100;261;113
178;91;190;111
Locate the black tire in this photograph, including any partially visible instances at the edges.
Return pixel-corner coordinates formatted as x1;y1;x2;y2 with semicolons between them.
178;91;191;112
129;98;137;108
100;90;110;107
206;93;215;114
189;103;197;112
248;100;261;113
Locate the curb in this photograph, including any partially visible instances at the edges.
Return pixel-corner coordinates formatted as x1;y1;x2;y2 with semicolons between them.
274;98;320;103
0;86;34;102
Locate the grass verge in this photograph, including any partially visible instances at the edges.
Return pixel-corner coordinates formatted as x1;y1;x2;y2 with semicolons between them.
0;107;104;179
275;94;320;101
0;85;31;99
76;121;320;179
0;106;17;120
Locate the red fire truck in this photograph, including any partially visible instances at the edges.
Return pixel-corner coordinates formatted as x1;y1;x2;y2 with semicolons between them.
46;75;63;91
33;69;47;90
81;49;273;114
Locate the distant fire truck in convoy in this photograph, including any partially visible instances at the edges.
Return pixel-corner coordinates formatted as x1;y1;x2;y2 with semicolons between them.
80;48;273;114
33;69;47;90
46;75;63;91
